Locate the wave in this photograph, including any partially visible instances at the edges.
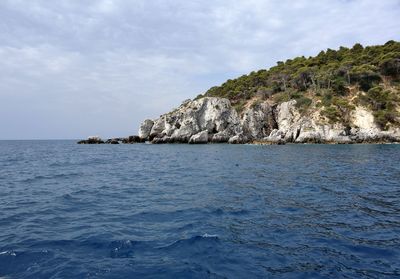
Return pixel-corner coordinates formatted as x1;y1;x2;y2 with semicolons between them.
17;234;220;260
158;234;220;251
0;251;16;257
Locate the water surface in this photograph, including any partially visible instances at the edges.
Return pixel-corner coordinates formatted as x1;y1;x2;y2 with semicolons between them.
0;141;399;278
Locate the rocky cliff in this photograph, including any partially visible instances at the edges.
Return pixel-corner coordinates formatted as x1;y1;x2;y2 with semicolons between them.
138;97;400;144
78;41;400;144
138;41;400;144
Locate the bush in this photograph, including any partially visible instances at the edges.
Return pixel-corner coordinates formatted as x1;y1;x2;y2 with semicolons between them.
357;86;399;128
373;110;399;129
295;97;312;110
290;92;303;99
331;77;348;95
360;86;394;110
379;57;400;78
321;91;333;107
350;65;381;91
274;91;291;103
202;41;400;110
321;106;341;123
233;100;246;113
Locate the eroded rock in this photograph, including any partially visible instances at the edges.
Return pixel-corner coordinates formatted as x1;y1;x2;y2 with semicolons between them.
139;97;242;144
189;130;209;144
136;97;400;144
139;119;154;139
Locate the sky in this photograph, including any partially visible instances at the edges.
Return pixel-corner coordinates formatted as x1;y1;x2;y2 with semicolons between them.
0;0;399;139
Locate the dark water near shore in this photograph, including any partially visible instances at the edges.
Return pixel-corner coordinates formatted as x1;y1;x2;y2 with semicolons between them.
0;141;400;278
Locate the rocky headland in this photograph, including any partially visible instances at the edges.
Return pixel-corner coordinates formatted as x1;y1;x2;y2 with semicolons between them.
136;97;400;144
79;41;400;144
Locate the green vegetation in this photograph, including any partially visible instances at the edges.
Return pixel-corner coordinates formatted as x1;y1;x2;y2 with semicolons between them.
357;85;400;129
233;100;246;113
295;96;312;111
202;41;400;126
321;106;341;123
321;97;355;124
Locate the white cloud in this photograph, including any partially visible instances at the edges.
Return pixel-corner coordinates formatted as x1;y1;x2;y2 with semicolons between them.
0;0;399;139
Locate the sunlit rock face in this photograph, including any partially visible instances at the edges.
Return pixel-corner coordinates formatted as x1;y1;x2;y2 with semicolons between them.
139;97;400;144
139;97;243;143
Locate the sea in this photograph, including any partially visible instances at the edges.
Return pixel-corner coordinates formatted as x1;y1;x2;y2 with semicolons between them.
0;141;399;278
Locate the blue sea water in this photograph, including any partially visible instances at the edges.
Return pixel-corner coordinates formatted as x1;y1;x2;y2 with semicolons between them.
0;141;399;279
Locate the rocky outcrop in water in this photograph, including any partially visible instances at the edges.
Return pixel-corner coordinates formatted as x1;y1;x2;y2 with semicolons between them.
77;135;145;144
77;136;105;144
138;97;400;144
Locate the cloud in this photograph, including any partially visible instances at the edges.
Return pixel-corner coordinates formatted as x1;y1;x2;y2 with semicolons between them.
0;0;399;139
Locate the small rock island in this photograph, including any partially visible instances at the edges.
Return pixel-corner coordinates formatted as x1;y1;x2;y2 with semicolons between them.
79;41;400;144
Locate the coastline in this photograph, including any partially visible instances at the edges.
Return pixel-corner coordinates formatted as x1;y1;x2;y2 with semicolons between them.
78;96;400;145
77;136;400;145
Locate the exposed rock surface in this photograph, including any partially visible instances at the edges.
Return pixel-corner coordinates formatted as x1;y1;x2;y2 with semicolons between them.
228;134;248;144
264;100;400;144
105;138;120;144
77;136;104;144
78;135;145;144
138;96;400;144
139;119;154;139
241;102;277;139
144;97;242;143
189;130;209;144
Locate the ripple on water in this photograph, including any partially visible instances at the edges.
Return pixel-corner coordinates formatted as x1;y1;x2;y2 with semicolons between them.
0;142;400;278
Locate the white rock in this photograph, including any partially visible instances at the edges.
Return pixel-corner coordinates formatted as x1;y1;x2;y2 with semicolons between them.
211;131;231;143
275;100;301;134
149;97;242;143
150;116;167;138
189;130;209;144
351;106;378;130
139;96;400;144
138;119;154;139
241;102;276;139
228;134;248;144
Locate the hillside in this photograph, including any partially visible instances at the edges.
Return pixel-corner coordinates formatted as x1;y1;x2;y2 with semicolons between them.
133;41;400;144
201;41;400;130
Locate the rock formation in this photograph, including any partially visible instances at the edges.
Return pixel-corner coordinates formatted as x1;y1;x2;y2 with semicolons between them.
138;97;400;144
77;135;144;144
78;42;400;145
80;42;400;145
77;136;105;144
139;97;243;143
